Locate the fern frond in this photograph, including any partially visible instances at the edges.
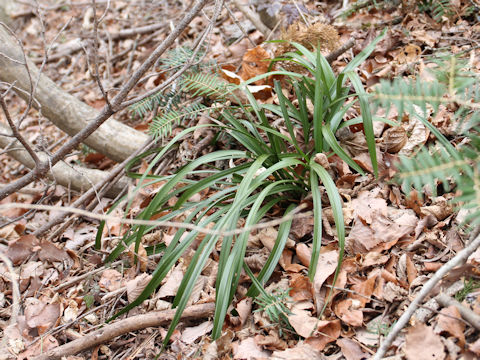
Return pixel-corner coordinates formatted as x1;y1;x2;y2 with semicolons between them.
373;78;446;118
397;135;480;225
149;102;208;139
418;0;455;20
183;73;235;99
130;91;182;119
157;45;206;72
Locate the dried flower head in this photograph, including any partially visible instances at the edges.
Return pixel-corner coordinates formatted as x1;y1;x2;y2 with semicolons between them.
276;22;340;56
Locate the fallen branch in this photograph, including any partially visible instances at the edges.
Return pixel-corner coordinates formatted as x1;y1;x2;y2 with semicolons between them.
31;302;216;360
373;231;480;359
31;23;167;64
0;25;149;163
0;202;310;237
0;122;128;197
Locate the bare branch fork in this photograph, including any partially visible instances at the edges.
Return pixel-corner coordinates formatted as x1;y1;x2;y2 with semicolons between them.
0;0;211;201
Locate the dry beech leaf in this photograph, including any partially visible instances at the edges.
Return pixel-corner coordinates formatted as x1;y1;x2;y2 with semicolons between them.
158;263;184;298
255;331;288;351
235;298;252;328
313;250;338;309
381;126;407;153
240;46;271;82
38;240;70;263
128;242;147;272
288;307;318;338
24;298;60;335
405;323;445;360
420;196;454;221
336;338;370;360
126;273;152;303
305;319;341;351
334;299;363;327
7;235;39;265
347;210;417;254
469;337;480;356
406;254;418;285
232;337;271;360
296;243;312;267
17;335;59;359
436;306;465;347
99;269;124;292
289;273;313;302
399;106;430;157
181;321;213;345
271;342;322;359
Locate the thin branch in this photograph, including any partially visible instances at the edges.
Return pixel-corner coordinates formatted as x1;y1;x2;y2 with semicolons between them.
373;231;480;359
31;302;215;360
0;96;40;164
0;202;310;237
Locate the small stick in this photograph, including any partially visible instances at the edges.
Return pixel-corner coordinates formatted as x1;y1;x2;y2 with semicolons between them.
31;302;215;360
231;0;270;38
373;231;480;359
436;293;480;331
326;38;355;64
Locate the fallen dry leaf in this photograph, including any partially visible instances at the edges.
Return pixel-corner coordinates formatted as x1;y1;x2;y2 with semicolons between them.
405;323;445;360
158;263;184;298
232;337;271;360
126;273;152;303
17;334;59;359
271;342;322;360
181;321;213;345
99;269;124;292
305;319;341;351
287;306;319;338
336;337;370;360
435;305;465;347
7;235;39;265
24;298;60;335
334;299;363;327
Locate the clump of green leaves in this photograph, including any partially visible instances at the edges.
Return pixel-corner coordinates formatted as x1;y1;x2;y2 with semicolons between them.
97;29;386;346
455;278;480;302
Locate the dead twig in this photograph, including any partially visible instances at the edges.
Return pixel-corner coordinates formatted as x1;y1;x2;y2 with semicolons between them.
0;202;310;237
231;0;270;38
436;293;480;331
31;302;215;360
373;231;480;359
326;38;355;64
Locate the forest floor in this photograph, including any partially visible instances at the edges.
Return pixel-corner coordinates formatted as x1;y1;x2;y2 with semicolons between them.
1;0;480;359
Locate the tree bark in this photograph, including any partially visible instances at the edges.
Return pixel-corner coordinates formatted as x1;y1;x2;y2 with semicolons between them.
0;25;149;163
0;122;129;197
